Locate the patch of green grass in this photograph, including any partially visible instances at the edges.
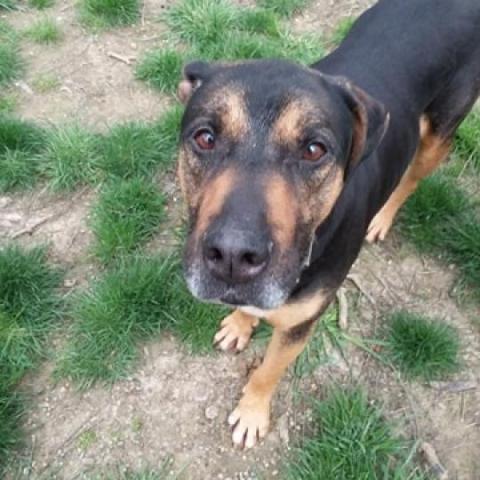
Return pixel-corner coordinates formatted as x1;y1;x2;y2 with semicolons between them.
0;0;17;11
163;271;228;354
0;387;23;474
56;255;226;386
91;178;166;263
77;429;97;450
0;94;17;114
200;30;324;64
330;16;355;46
152;104;184;166
0;21;22;86
0;115;46;191
97;121;170;179
40;125;100;190
29;0;54;9
31;73;60;92
237;8;281;37
0;149;39;192
0;115;45;154
56;256;179;387
400;174;469;251
455;111;480;170
257;0;309;18
135;49;186;95
385;311;460;381
79;0;140;29
0;245;63;385
400;172;480;296
24;17;62;44
165;0;238;47
284;388;424;479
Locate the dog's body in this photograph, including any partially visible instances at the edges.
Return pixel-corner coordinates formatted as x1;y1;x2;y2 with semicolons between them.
177;0;480;448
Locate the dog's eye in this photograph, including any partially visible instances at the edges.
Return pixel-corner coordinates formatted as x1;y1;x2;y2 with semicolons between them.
194;129;215;151
303;142;326;162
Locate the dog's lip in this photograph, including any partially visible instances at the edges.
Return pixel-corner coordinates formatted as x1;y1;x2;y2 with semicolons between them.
219;291;246;306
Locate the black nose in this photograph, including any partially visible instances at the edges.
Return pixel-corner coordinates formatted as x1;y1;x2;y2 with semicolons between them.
203;230;270;284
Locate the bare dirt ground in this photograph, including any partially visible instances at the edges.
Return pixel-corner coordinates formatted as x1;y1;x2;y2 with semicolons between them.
2;0;480;479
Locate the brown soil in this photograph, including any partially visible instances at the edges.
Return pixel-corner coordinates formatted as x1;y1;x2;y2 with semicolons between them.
1;1;480;479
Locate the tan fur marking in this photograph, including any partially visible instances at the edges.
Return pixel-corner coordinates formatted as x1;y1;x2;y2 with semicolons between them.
367;115;451;242
264;173;298;252
194;169;237;239
271;99;312;145
213;87;250;139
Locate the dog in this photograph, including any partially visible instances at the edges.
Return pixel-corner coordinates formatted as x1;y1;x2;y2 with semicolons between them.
176;0;480;448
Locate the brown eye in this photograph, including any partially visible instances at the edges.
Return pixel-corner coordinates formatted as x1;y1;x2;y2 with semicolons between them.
194;129;215;150
303;142;326;162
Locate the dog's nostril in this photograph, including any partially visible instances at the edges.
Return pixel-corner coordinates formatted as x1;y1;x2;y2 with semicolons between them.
205;247;223;262
241;251;264;267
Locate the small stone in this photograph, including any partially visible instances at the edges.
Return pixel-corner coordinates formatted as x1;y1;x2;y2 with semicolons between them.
205;405;219;420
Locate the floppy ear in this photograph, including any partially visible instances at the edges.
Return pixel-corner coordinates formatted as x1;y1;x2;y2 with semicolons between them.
327;75;390;168
177;61;214;104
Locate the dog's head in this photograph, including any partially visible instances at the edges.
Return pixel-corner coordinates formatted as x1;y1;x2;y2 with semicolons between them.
178;59;388;310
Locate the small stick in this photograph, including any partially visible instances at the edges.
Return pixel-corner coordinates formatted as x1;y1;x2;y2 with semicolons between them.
420;442;448;480
107;51;136;65
336;288;348;330
11;216;51;239
346;273;376;306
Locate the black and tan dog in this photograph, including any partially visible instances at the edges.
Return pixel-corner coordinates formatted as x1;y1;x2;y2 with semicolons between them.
177;0;480;448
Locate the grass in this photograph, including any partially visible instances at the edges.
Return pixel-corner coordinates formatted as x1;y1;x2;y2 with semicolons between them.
0;107;181;191
77;429;97;450
0;388;23;473
29;0;54;8
165;0;238;47
40;125;100;190
55;256;178;387
0;0;16;10
91;178;166;263
330;16;355;46
159;0;324;65
56;255;226;386
0;245;61;470
237;8;281;37
284;388;424;479
384;311;460;381
0;94;17;114
96;121;171;179
0;245;63;386
0;115;46;191
136;49;187;95
24;17;62;44
0;21;22;87
400;171;480;296
79;0;140;29
257;0;310;18
455;111;480;171
31;73;60;92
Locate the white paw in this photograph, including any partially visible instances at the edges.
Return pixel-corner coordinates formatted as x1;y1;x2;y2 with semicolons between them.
214;313;257;352
366;211;393;243
228;397;270;449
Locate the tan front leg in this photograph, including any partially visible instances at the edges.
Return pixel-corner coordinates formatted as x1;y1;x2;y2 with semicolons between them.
228;291;331;448
214;309;259;352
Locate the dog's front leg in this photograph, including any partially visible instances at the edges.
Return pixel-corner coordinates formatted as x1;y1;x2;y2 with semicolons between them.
228;290;332;448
